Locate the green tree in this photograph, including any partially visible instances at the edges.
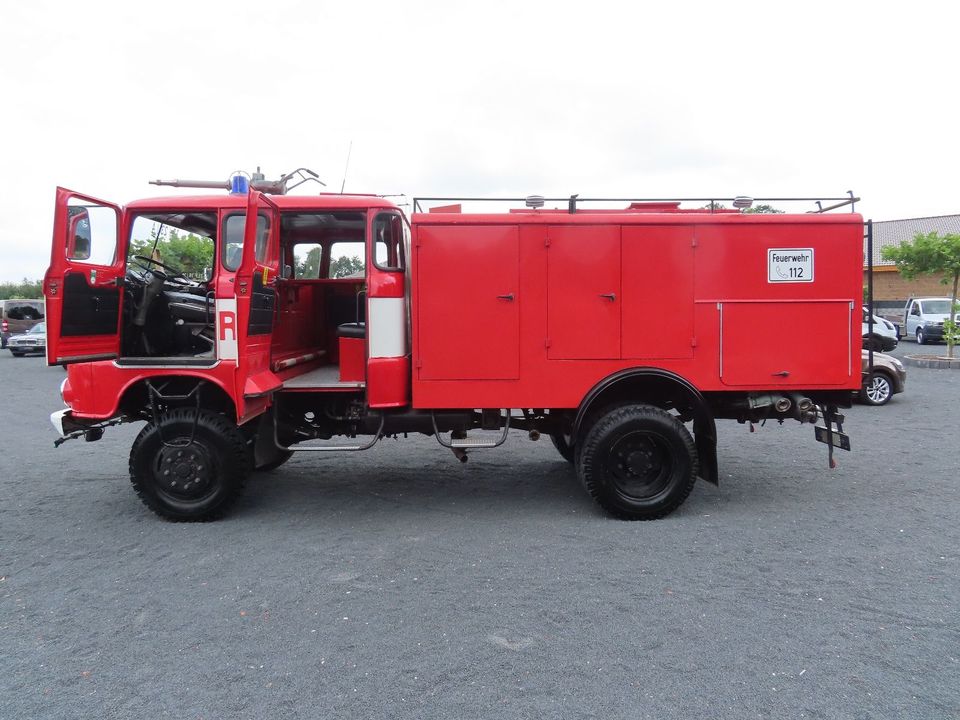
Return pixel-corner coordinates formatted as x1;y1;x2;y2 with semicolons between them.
882;231;960;357
330;255;365;279
295;247;322;278
130;229;214;279
0;278;43;300
742;204;785;214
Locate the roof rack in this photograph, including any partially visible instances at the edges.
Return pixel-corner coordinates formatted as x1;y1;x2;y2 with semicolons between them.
412;192;859;215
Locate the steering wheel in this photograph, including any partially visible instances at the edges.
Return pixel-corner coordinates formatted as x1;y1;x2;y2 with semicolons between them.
132;255;190;283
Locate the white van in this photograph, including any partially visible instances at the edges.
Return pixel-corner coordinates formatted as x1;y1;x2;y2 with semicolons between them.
903;297;958;344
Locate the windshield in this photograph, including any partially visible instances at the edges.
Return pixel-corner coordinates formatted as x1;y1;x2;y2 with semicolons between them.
922;300;955;314
128;212;217;280
29;323;46;334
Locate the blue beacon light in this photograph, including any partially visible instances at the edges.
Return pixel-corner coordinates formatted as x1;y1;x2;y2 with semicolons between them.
229;173;250;194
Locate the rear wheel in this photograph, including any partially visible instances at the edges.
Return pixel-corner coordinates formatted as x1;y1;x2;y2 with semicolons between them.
129;408;250;521
860;371;893;406
578;404;698;520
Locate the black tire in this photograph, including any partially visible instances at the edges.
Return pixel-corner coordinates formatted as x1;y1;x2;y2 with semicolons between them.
255;450;293;472
129;408;250;521
859;371;894;406
916;327;926;345
550;432;575;464
10;351;24;357
578;404;698;521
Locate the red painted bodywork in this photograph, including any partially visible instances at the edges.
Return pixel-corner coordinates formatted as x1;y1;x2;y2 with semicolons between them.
409;212;863;409
338;337;366;382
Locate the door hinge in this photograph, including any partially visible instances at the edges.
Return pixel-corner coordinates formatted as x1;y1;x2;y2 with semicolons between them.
691;337;698;348
544;236;551;248
691;237;698;248
545;338;551;348
415;358;422;369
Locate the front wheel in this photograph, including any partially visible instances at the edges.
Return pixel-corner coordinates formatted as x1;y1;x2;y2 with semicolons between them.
9;351;24;357
860;372;893;406
916;327;926;345
577;404;698;520
129;408;250;521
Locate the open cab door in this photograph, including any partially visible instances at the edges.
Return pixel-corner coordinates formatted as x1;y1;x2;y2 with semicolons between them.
233;190;280;420
45;187;124;365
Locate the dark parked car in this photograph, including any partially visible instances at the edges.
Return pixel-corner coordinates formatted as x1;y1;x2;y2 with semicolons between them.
858;349;906;406
1;299;45;348
6;321;47;357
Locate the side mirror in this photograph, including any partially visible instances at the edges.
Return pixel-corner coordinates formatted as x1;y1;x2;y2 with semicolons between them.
67;208;92;260
203;267;213;282
282;264;293;279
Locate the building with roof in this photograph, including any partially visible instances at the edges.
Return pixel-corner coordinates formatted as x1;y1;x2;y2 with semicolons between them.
865;214;960;310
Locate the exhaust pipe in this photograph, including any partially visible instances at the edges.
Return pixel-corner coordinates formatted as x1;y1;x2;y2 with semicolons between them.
748;394;792;412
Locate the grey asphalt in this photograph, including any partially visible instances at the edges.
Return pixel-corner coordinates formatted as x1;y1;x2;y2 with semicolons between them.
1;345;958;719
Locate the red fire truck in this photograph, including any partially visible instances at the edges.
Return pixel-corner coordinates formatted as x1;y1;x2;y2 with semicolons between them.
44;173;864;522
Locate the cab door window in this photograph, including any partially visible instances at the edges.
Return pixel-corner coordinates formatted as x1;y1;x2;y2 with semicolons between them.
65;198;118;265
372;212;406;271
223;214;270;271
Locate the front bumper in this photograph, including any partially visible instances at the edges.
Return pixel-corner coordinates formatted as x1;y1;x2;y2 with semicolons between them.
50;409;87;437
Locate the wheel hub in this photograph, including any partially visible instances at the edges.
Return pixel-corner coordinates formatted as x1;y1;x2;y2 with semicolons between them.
610;433;672;499
156;444;211;497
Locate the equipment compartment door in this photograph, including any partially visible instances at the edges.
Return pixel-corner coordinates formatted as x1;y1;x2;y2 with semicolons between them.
45;187;124;365
621;225;695;359
417;225;519;380
547;225;620;359
719;301;854;386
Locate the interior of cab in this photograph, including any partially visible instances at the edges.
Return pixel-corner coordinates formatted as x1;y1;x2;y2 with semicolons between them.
120;211;218;362
270;211;368;387
118;207;374;388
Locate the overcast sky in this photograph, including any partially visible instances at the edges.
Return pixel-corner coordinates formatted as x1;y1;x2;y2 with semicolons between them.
1;0;956;281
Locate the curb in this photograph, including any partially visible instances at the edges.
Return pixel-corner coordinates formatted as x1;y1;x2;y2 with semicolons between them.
903;354;960;370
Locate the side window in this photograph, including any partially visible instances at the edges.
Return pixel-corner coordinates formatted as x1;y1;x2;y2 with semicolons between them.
222;214;270;271
327;242;365;279
6;303;42;321
911;303;920;316
293;243;323;279
372;213;406;271
65;199;117;265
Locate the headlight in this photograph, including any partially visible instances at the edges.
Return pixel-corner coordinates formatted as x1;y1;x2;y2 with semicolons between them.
891;358;904;370
924;320;939;326
883;320;895;330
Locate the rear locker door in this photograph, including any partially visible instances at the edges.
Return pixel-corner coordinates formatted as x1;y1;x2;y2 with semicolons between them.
44;187;124;365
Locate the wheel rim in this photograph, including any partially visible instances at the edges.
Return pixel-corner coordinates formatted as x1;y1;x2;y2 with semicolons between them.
153;442;217;504
866;375;891;404
917;329;923;343
607;431;674;500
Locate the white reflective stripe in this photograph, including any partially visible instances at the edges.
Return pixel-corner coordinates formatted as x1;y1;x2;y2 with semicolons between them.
368;297;407;358
215;298;238;360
